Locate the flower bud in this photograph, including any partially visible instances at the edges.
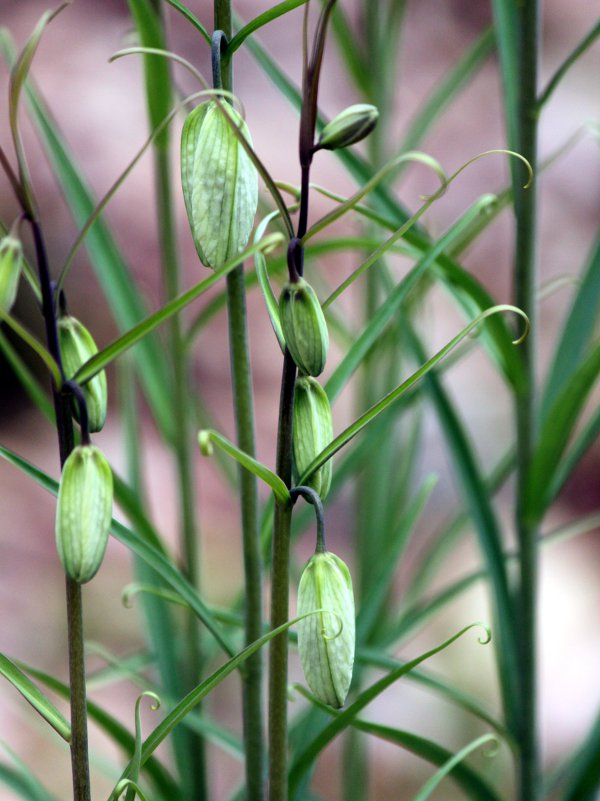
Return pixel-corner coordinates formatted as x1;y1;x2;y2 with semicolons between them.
181;101;258;269
318;104;379;151
55;445;113;584
293;376;333;499
0;235;23;313
58;315;107;433
279;278;329;376
297;551;355;708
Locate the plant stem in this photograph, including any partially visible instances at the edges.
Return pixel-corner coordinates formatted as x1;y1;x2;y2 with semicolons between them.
269;352;296;801
514;3;540;801
213;1;265;797
65;577;91;801
31;216;90;801
226;266;265;801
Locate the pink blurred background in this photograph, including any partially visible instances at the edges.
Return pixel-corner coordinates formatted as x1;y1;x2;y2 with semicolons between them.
1;1;599;799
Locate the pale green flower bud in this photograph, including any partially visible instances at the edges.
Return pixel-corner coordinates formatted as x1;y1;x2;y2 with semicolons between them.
58;316;107;433
297;551;355;708
181;100;258;269
55;445;113;584
279;278;329;377
318;104;379;151
0;235;23;313
293;376;333;499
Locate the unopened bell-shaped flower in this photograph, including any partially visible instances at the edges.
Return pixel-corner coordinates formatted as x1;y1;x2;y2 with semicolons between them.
318;104;379;151
293;376;333;499
0;235;23;313
279;278;329;376
297;551;355;708
181;100;258;269
58;315;107;432
55;445;113;583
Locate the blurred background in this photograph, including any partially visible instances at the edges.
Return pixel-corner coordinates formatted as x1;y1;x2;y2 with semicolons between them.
0;1;599;799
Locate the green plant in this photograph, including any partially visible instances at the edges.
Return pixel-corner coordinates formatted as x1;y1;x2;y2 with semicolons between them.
1;2;599;801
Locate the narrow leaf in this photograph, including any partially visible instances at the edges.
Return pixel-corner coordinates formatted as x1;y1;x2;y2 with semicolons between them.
411;734;498;801
15;662;178;800
295;688;501;801
527;342;600;522
0;653;70;742
288;623;491;793
542;234;600;417
306;305;528;483
229;0;309;54
73;234;282;384
198;429;290;504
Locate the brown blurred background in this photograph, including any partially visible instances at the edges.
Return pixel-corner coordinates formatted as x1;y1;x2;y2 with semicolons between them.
1;1;599;799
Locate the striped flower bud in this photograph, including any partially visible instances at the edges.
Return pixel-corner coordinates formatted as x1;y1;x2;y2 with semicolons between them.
293;376;333;499
297;551;355;708
55;445;113;583
58;315;107;433
181;100;258;269
279;278;329;376
318;104;379;151
0;235;23;313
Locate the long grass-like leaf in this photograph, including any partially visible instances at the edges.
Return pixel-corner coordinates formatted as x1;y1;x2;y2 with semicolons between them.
324;195;496;403
161;0;211;44
16;662;178;800
0;654;70;742
198;429;290;503
128;0;172;149
0;744;59;801
403;323;518;721
0;330;54;421
73;235;282;384
411;734;498;801
295;688;501;801
307;305;527;482
229;0;308;54
0;31;175;442
542;234;600;418
111;615;316;795
553;709;600;801
288;623;491;794
526;341;600;522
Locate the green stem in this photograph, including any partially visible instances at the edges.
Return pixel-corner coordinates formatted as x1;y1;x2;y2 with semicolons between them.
514;3;540;801
269;353;296;801
213;1;265;796
226;267;265;801
65;577;91;801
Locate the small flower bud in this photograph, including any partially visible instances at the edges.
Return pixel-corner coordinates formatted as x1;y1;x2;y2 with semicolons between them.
0;235;23;313
318;104;379;151
297;551;355;708
293;376;333;499
55;445;113;584
279;278;329;377
58;316;107;433
181;101;258;269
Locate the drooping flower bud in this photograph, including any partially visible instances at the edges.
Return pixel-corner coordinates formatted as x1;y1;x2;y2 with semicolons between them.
318;104;379;151
0;235;23;313
293;376;333;499
58;315;107;433
297;551;355;708
55;445;113;584
279;278;329;376
181;100;258;269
